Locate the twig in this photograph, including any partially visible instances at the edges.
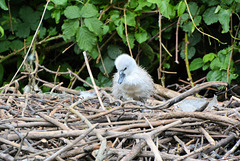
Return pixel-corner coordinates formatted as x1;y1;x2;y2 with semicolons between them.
14;132;29;161
44;123;98;161
38;112;70;130
157;111;239;125
174;135;190;154
82;51;111;125
6;0;51;95
0;137;39;153
199;127;215;145
121;140;147;161
222;138;240;159
158;11;162;80
148;81;228;109
174;144;212;161
67;98;107;161
175;17;181;64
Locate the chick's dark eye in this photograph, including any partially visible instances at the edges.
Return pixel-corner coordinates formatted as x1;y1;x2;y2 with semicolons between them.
123;67;127;71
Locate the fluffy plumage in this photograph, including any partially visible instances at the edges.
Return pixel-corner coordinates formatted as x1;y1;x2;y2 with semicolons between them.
112;54;154;100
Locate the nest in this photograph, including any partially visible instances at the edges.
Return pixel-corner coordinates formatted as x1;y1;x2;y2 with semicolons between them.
0;84;240;161
0;52;240;160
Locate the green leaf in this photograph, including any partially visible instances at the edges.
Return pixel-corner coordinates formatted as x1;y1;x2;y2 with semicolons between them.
89;47;98;59
0;26;4;38
109;10;120;23
203;7;218;25
0;40;10;53
80;4;98;18
180;13;189;22
135;29;148;44
76;26;97;52
210;57;221;70
48;27;58;36
64;6;81;19
156;0;171;19
192;16;201;33
15;23;30;38
190;58;203;71
126;33;135;49
121;11;136;27
0;0;7;10
135;0;152;11
62;19;79;41
39;27;47;39
207;70;222;82
10;40;23;50
140;42;155;61
84;77;96;87
180;46;196;59
222;52;231;70
189;32;201;46
107;45;123;59
19;6;40;24
97;73;112;87
177;1;186;16
207;70;237;83
201;0;219;6
163;62;170;69
202;64;209;71
51;9;61;24
221;0;233;5
99;56;115;74
228;73;238;83
188;2;198;17
147;0;158;3
203;53;216;63
116;22;124;38
103;25;109;35
129;0;138;8
51;0;67;6
181;21;192;33
59;62;72;79
218;8;231;33
215;5;221;13
188;47;196;59
84;17;103;36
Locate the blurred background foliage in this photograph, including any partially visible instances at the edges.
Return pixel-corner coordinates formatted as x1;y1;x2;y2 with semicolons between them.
0;0;240;92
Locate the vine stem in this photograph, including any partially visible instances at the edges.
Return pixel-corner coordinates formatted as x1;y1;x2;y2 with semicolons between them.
4;0;51;94
124;8;133;57
184;33;194;87
184;0;226;45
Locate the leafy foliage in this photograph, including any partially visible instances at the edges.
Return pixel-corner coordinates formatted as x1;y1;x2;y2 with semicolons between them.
0;0;240;92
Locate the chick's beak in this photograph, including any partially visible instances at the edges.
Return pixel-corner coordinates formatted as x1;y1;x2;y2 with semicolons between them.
118;71;125;84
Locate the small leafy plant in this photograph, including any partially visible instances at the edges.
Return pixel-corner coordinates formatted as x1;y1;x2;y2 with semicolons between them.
190;47;238;83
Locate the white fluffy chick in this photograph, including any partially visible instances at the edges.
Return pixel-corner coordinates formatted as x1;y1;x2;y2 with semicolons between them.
112;54;154;101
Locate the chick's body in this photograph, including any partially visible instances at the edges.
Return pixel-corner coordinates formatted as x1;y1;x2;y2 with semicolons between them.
112;54;154;101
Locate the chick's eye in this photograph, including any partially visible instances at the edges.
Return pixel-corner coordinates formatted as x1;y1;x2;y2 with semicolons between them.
123;67;127;71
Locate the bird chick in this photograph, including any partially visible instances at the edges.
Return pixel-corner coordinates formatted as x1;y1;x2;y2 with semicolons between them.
112;54;154;101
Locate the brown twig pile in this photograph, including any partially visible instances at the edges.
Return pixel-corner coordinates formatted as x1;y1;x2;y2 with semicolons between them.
0;86;240;161
0;51;240;160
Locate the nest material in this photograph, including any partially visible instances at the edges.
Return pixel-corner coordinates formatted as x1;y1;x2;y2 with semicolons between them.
0;88;240;161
